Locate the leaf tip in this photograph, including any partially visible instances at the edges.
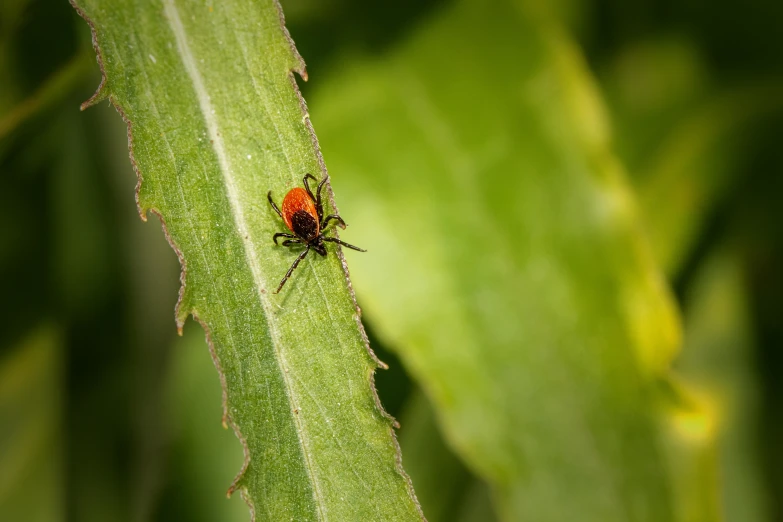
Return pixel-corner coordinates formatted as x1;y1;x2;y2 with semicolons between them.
69;0;111;111
79;86;109;111
272;0;308;81
146;209;191;337
226;471;245;499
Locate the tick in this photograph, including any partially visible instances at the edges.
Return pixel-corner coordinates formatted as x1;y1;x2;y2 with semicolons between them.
268;173;365;293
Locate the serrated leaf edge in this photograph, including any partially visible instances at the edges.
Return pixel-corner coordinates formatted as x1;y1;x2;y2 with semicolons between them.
69;1;424;519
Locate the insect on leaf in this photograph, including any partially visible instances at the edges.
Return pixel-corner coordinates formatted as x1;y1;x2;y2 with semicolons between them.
69;1;424;520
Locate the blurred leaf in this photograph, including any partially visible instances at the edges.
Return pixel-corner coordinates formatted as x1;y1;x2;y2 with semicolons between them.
397;392;476;522
601;38;779;521
70;0;423;519
162;327;249;522
0;0;33;112
735;114;783;522
0;0;32;41
636;82;783;275
312;0;684;519
51;105;130;522
51;109;114;316
674;249;770;522
0;50;93;144
659;378;722;522
600;37;783;274
0;326;63;522
454;481;497;522
599;37;712;176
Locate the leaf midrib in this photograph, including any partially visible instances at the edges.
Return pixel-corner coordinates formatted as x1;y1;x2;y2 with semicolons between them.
161;1;325;518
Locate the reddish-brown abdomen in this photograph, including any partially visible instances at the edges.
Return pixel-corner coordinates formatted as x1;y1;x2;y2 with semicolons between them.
281;187;319;239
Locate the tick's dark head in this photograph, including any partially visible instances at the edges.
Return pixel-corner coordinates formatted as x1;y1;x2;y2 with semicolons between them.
311;237;327;256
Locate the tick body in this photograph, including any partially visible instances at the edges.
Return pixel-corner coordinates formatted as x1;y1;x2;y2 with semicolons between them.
281;188;319;240
268;174;366;294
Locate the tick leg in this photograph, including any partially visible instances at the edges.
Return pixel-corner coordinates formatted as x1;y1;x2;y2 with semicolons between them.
274;245;310;294
281;239;303;247
303;173;327;221
323;237;366;252
303;173;319;203
321;214;346;230
273;232;295;245
267;191;283;219
315;174;329;221
304;173;329;221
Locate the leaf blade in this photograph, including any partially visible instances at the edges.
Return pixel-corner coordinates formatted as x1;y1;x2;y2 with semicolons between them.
70;1;424;520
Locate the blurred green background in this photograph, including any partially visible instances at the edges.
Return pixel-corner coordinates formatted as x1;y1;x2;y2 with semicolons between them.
1;0;782;521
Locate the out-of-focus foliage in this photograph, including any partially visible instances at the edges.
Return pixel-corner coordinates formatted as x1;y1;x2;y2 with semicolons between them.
2;0;783;520
678;249;769;522
162;328;249;522
0;327;63;522
600;36;783;275
312;0;681;519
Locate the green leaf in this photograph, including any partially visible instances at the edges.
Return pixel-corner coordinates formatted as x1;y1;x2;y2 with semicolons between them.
70;1;423;520
311;0;682;520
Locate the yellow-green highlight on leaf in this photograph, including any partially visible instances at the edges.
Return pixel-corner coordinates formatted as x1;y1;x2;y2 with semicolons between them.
70;0;424;520
311;0;682;519
673;249;771;522
658;378;722;522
